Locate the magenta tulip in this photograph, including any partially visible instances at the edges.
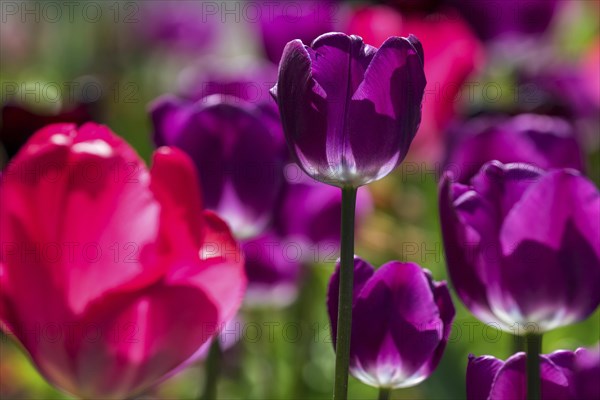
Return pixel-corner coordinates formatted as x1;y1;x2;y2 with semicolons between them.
0;123;246;399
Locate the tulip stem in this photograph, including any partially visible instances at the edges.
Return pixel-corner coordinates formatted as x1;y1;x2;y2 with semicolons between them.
333;186;357;400
201;339;222;400
526;332;542;400
378;388;391;400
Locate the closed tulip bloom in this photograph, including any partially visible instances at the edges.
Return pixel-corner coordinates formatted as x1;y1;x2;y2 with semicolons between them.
467;347;600;399
439;161;600;332
444;114;585;183
0;123;246;399
327;257;455;388
271;33;426;187
150;95;286;239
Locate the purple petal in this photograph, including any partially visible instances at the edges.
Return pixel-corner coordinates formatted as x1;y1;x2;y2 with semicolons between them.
327;256;375;343
309;33;376;173
499;170;600;328
149;95;194;147
150;96;286;238
348;36;426;181
439;172;494;322
349;262;445;388
488;353;572;400
274;39;329;177
466;354;504;400
501;169;600;259
574;346;600;399
421;278;455;376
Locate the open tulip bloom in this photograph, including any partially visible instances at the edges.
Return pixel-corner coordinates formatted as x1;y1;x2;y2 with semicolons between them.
440;161;600;399
272;32;426;399
0;123;246;399
327;257;455;396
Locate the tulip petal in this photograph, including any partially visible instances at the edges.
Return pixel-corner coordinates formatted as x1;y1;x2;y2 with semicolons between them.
439;172;494;322
348;36;426;180
166;211;246;325
466;354;504;400
350;262;444;388
499;170;600;327
501;170;600;259
275;39;329;177
70;284;219;399
327;256;375;344
150;147;205;258
487;353;572;400
148;95;195;147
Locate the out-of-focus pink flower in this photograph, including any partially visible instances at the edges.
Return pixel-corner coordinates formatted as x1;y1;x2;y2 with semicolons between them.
0;123;246;399
347;5;484;162
584;38;600;107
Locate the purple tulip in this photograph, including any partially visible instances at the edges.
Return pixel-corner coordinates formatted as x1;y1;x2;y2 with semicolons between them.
448;0;560;42
275;170;373;249
327;257;455;388
439;161;600;332
444;114;585;183
150;95;286;239
241;232;303;307
467;347;600;399
271;33;426;187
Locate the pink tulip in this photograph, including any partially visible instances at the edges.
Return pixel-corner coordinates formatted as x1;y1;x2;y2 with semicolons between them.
0;123;246;399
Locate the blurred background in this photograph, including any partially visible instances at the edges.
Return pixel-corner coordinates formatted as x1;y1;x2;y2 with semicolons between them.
1;0;599;399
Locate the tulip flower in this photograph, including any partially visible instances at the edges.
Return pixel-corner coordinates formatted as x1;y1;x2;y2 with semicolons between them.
439;161;600;333
0;123;246;399
271;32;426;188
444;114;585;183
272;32;425;398
327;257;455;395
467;347;600;399
440;161;599;400
150;94;287;239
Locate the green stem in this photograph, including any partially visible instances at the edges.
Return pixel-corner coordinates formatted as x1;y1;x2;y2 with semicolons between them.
201;339;222;400
526;333;542;400
512;333;526;354
378;387;391;400
333;186;357;400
